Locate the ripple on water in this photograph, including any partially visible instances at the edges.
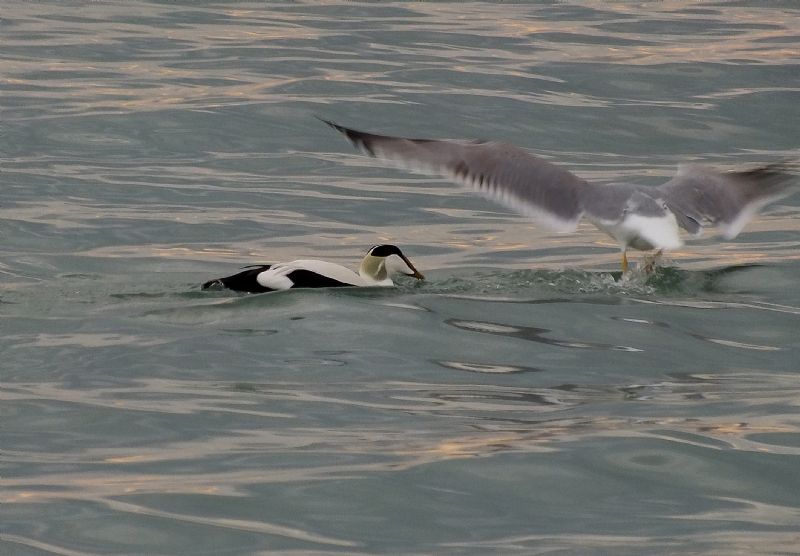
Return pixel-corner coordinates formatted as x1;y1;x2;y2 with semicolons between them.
435;360;543;374
445;318;643;352
3;1;800;554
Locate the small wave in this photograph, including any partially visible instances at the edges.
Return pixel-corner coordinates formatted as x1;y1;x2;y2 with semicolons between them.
410;267;653;297
409;263;774;299
167;264;776;311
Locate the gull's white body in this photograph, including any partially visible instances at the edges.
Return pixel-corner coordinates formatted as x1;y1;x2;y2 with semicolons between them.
591;212;683;253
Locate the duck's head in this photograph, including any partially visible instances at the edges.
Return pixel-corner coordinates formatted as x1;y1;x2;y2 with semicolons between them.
359;244;424;284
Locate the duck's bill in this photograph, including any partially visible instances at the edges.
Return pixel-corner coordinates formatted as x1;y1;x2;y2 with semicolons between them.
401;255;425;280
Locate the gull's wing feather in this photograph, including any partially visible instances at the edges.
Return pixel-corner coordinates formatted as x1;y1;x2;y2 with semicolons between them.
322;119;590;232
657;163;795;239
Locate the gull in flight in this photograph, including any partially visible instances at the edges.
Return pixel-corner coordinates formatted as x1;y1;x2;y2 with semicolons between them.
322;119;794;272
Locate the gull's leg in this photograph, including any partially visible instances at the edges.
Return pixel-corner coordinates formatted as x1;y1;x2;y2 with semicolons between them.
621;249;629;273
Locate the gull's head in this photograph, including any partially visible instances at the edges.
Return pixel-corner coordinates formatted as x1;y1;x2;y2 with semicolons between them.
620;193;683;251
359;244;425;284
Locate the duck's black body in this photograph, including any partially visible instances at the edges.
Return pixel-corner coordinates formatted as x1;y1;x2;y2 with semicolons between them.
202;265;271;293
202;264;359;293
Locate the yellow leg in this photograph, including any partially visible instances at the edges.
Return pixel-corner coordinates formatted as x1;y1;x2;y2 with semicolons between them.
621;251;629;273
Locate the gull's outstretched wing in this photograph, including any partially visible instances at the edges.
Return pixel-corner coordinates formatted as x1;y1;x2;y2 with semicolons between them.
322;119;590;232
657;163;795;239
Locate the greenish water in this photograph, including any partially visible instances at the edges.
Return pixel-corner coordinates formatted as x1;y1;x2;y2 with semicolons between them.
2;2;800;554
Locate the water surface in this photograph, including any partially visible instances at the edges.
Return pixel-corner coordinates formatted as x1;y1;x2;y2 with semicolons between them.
2;2;800;554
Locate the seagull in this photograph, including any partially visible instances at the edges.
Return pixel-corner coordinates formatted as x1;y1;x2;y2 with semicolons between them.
321;119;795;272
202;244;424;293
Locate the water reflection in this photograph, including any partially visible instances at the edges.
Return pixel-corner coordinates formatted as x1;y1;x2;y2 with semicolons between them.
3;1;800;553
436;360;542;374
446;318;642;351
689;333;781;352
4;365;800;556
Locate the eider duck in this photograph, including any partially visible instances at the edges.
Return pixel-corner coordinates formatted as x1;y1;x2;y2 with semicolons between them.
202;244;424;293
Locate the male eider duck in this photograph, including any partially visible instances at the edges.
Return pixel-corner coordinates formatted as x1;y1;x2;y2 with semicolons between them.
202;244;424;293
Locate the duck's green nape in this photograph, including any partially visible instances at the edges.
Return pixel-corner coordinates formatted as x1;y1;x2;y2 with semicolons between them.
359;254;388;281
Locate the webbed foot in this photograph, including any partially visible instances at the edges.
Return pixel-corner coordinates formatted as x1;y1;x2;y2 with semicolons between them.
642;250;663;274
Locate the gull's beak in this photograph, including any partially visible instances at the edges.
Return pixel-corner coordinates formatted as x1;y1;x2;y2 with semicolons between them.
400;254;425;280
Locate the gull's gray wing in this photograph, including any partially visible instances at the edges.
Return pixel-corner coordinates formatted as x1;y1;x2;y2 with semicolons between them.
322;119;591;232
657;163;795;239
